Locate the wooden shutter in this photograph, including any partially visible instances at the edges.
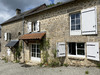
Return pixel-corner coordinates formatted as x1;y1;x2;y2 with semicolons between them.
36;21;40;32
81;7;97;35
56;42;66;57
87;42;99;61
4;33;7;41
27;22;32;33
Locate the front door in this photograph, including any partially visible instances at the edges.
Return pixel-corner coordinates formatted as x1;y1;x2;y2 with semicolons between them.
31;43;41;62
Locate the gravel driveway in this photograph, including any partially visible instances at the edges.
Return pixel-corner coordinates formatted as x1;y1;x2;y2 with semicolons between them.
0;60;100;75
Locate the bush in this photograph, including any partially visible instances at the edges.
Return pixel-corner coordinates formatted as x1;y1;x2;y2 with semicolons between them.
64;63;68;67
2;57;8;63
49;61;59;67
97;64;100;68
39;63;44;67
85;71;89;74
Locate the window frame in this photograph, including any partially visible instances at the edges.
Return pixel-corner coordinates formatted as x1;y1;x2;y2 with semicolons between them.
31;43;41;58
68;42;85;58
70;12;81;35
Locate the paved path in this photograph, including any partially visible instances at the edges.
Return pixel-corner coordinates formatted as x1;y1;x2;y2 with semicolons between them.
0;60;100;75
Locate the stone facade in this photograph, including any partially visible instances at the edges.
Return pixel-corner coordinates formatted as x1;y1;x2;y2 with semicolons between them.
1;0;100;66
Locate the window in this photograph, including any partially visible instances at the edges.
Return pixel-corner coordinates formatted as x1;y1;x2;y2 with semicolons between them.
33;21;40;32
31;43;40;58
68;43;85;56
70;13;80;30
33;22;37;32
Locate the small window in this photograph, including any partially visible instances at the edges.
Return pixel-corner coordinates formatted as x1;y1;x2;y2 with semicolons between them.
70;13;81;30
68;43;85;56
33;22;37;32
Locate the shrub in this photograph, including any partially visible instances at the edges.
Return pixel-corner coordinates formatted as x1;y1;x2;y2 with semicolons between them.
39;63;44;67
85;71;89;74
2;57;8;63
97;64;100;68
49;61;59;67
64;63;68;67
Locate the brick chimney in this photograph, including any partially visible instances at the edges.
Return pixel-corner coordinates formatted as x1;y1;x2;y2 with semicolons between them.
16;8;21;15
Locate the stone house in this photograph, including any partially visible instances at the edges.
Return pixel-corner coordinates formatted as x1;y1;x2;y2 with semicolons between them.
0;0;100;66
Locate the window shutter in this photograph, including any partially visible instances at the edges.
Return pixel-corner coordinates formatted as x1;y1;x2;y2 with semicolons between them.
36;21;40;32
27;22;32;33
56;42;66;57
81;7;97;35
4;33;7;41
87;42;99;61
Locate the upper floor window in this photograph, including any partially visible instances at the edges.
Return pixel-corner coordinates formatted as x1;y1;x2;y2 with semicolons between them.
27;21;40;33
70;13;80;30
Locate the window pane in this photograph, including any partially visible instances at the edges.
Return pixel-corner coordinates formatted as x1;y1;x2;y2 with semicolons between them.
76;13;80;19
77;43;84;48
37;53;41;58
33;49;36;52
77;49;85;55
76;25;80;30
37;49;40;53
37;45;40;49
76;19;80;24
71;20;75;25
32;44;36;49
69;43;76;55
71;14;75;19
71;26;75;30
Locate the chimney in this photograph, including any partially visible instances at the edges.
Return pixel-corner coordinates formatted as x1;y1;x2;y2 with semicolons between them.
16;8;21;15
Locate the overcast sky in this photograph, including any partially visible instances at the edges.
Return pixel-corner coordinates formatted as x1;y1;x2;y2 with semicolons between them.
0;0;71;24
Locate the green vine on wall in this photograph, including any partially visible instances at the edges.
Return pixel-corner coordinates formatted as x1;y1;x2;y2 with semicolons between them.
15;41;22;62
40;38;50;64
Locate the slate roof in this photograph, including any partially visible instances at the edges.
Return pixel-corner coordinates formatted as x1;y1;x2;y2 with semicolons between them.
1;0;74;25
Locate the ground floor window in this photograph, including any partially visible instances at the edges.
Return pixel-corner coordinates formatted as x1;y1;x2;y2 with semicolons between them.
31;43;40;58
68;42;85;56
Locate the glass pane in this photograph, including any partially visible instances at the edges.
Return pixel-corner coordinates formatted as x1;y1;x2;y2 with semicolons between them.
76;13;80;19
32;44;36;49
71;26;75;30
76;19;80;24
33;49;36;52
37;53;41;58
33;52;35;57
69;43;76;55
76;25;80;30
77;49;85;55
71;14;75;19
71;20;75;25
77;43;84;48
37;45;40;49
37;49;40;53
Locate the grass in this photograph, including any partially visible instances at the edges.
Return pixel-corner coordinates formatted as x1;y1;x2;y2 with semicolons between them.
85;71;89;74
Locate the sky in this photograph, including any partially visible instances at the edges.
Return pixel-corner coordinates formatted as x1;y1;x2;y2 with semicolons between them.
0;0;71;24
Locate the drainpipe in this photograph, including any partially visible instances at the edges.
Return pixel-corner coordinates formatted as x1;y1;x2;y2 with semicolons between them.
22;16;25;63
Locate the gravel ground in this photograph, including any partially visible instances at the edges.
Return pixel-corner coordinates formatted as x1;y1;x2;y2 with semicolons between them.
0;60;100;75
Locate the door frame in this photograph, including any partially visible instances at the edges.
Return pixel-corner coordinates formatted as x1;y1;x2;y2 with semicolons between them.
30;43;41;62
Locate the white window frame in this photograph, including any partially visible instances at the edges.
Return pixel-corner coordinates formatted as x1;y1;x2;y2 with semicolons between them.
31;43;41;58
68;43;85;58
70;13;81;35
